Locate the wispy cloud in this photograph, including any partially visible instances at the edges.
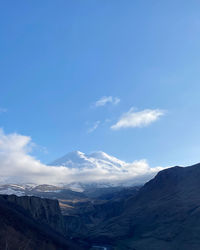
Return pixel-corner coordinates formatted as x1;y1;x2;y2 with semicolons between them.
0;129;165;185
87;121;100;133
95;96;120;107
111;108;165;130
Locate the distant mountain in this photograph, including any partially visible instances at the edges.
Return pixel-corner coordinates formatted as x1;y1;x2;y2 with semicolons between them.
49;150;152;187
49;150;126;171
0;182;140;216
0;151;148;198
0;183;87;200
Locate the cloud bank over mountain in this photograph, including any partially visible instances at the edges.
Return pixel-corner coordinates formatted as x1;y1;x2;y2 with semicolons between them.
0;129;164;185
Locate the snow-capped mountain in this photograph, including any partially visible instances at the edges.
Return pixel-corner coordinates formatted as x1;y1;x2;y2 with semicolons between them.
0;183;86;197
0;151;150;196
49;151;127;171
48;151;155;186
0;151;154;197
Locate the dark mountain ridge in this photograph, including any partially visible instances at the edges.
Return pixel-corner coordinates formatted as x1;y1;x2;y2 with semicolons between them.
87;163;200;249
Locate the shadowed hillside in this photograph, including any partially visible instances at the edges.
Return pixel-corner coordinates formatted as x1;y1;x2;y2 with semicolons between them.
86;163;200;250
0;195;86;250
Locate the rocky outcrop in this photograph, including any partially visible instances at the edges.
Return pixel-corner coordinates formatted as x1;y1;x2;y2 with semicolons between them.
0;195;85;250
0;194;65;234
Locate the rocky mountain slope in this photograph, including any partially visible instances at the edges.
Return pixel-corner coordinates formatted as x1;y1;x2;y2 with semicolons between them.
1;195;65;234
0;194;86;250
86;163;200;250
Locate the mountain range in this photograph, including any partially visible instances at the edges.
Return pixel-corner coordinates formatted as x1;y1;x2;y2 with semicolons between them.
0;150;153;199
2;152;200;249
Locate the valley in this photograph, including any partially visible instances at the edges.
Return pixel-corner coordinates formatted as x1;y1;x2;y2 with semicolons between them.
1;162;200;249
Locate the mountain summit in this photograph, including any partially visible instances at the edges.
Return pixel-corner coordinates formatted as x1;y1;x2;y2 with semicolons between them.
48;151;159;186
49;151;126;171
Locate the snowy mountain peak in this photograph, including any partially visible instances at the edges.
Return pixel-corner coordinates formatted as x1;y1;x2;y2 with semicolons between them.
89;151;111;159
49;151;126;170
73;150;84;156
64;150;85;157
49;151;87;167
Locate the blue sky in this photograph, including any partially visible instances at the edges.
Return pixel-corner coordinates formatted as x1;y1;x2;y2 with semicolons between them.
1;0;200;168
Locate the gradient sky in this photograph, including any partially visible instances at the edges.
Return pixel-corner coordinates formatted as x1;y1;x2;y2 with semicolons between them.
1;1;200;168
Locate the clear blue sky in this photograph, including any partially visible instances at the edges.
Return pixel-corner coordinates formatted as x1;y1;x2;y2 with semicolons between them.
1;0;200;167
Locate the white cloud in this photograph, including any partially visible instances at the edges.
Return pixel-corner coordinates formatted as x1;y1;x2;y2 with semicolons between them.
0;129;165;185
95;96;120;107
87;121;100;133
111;108;165;130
